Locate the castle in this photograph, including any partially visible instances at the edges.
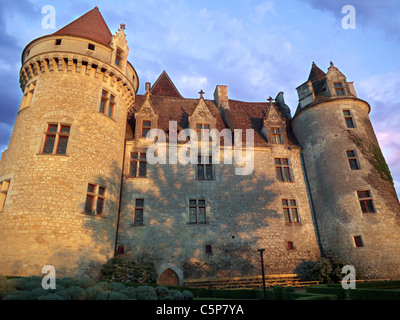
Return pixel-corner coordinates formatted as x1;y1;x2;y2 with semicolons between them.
1;7;399;285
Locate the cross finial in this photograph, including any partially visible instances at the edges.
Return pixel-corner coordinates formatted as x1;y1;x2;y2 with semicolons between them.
120;23;126;31
199;90;205;99
267;96;274;103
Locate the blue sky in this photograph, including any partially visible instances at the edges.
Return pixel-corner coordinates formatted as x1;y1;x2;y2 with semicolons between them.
0;0;399;196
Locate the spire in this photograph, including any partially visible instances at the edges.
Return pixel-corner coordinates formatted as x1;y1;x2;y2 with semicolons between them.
52;7;113;48
308;62;326;82
150;71;183;98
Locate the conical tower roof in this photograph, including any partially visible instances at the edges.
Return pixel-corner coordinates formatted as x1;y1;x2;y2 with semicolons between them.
52;7;112;48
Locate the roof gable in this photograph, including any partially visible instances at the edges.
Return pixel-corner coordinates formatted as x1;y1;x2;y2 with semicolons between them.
53;7;112;48
150;71;183;98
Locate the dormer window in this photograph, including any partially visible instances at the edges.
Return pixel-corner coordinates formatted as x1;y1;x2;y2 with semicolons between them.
334;82;345;95
270;127;283;144
196;123;210;141
115;49;122;67
142;120;151;137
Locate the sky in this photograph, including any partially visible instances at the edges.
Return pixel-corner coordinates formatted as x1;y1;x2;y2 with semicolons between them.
0;0;399;196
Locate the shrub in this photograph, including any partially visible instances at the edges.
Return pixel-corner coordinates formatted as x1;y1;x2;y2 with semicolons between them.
66;286;86;300
306;285;346;299
182;290;194;301
38;293;64;300
0;279;19;299
295;257;358;284
109;282;126;292
121;286;136;299
273;285;283;300
109;292;128;300
296;294;337;300
100;257;158;285
85;286;104;300
136;286;157;300
16;277;42;291
58;277;77;289
155;286;170;300
348;288;400;300
96;291;112;300
169;290;184;300
283;286;295;300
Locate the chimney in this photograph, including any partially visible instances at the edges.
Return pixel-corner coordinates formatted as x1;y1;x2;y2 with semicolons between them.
145;82;151;94
214;85;228;109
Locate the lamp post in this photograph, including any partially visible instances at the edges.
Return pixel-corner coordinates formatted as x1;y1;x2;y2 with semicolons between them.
258;248;266;300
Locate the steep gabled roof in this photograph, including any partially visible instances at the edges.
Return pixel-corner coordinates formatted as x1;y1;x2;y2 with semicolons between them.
150;71;183;98
308;62;326;82
52;7;112;48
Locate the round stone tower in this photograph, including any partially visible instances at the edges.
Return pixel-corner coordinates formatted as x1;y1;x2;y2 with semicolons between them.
0;8;138;277
291;62;400;279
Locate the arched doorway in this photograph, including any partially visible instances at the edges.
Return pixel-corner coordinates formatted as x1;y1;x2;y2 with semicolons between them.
158;268;180;286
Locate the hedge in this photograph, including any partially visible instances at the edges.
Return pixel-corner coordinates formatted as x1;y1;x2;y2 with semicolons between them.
306;285;347;299
295;294;337;300
348;289;400;300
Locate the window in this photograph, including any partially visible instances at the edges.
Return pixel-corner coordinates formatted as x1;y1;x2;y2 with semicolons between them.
196;123;210;141
115;49;122;66
282;199;300;223
141;120;151;138
189;199;207;224
197;155;213;180
130;152;147;178
275;158;293;182
205;245;212;254
343;110;355;128
84;183;106;216
88;43;95;51
353;235;364;248
346;150;360;170
0;180;10;211
99;90;116;119
334;82;345;95
55;39;62;45
357;190;376;213
42;123;71;155
271;127;283;144
134;198;144;225
287;241;294;250
20;82;36;111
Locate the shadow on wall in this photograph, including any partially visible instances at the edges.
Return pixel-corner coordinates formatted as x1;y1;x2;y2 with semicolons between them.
117;151;284;280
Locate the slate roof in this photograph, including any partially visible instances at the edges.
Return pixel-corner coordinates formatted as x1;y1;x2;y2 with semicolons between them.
52;7;113;48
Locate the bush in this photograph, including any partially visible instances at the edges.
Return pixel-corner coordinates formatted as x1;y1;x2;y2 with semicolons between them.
100;257;158;285
169;289;184;300
296;294;337;300
136;286;157;300
0;278;18;299
96;291;112;300
109;292;128;300
273;285;283;300
109;282;126;292
38;293;64;300
155;286;170;300
85;286;104;300
121;286;136;299
66;286;86;300
182;290;194;300
295;257;357;284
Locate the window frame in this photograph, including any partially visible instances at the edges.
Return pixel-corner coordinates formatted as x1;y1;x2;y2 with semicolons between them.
99;89;116;119
42;123;71;155
84;183;106;217
134;198;144;226
196;155;214;181
275;158;294;182
115;49;122;67
0;179;11;211
282;199;300;223
188;199;207;224
343;109;355;128
141;120;152;138
270;126;283;144
129;152;147;178
346;149;361;170
357;190;376;214
195;123;211;141
334;82;346;95
353;235;364;248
